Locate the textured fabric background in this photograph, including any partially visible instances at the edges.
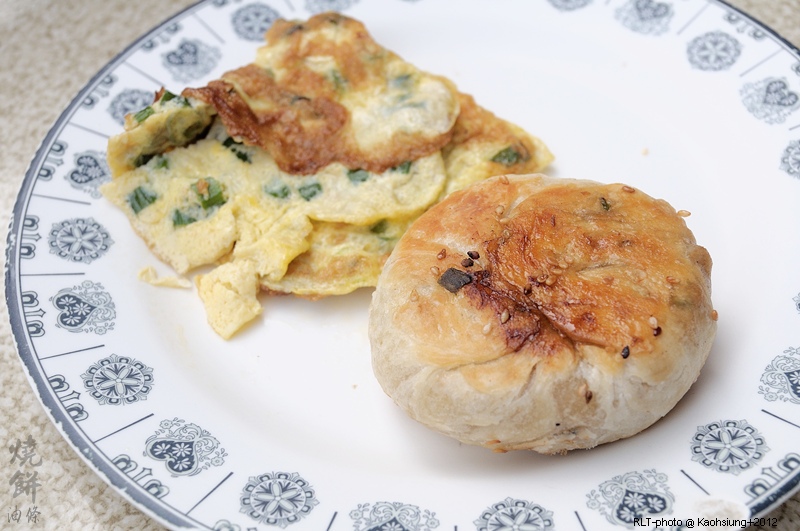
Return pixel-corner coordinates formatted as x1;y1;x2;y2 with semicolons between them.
1;1;799;529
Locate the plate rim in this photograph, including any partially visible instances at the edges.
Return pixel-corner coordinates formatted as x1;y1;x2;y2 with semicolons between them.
4;0;800;528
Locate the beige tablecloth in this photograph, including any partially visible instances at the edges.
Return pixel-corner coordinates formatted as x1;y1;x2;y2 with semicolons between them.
2;0;799;529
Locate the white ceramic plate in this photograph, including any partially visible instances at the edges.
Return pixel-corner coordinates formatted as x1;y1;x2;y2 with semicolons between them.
6;0;800;529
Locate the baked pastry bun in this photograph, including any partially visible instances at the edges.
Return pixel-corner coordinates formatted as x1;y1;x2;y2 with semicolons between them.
368;174;716;454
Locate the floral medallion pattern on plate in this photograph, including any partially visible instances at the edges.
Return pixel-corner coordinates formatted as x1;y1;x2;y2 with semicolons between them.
305;0;358;14
50;280;116;334
781;140;800;178
615;0;673;36
741;77;800;124
586;469;673;528
686;31;741;71
350;501;439;531
162;39;222;83
107;89;154;126
144;418;227;477
474;497;554;531
547;0;592;11
81;353;154;406
231;3;281;41
48;217;113;264
66;151;111;198
240;471;318;527
212;519;241;531
690;419;769;475
759;346;800;404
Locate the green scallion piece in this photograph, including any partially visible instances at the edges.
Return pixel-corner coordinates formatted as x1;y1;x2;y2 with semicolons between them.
298;182;322;201
161;91;191;107
392;161;412;174
172;209;197;227
155;156;169;170
127;186;158;214
192;177;226;209
370;219;388;234
491;147;522;166
133;106;155;123
133;153;155;168
264;181;291;199
330;70;346;92
347;169;370;184
390;74;412;88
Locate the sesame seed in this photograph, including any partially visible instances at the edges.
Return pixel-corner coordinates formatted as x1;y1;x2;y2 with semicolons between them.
436;249;446;260
430;266;440;276
677;210;691;217
468;251;480;260
653;326;662;336
499;175;509;184
622;185;635;193
461;258;474;268
621;346;630;359
502;229;511;239
500;310;510;323
648;316;658;329
585;390;593;403
711;310;719;321
409;289;419;301
551;268;564;275
482;323;492;334
545;276;557;286
495;205;505;216
666;276;680;284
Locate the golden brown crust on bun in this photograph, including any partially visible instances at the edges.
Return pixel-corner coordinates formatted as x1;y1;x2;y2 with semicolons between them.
369;174;716;453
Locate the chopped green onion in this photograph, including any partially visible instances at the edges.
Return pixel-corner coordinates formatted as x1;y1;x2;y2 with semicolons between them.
161;91;191;107
127;186;158;214
347;169;370;184
264;180;291;199
133;153;155;168
329;70;346;92
133;106;155;123
390;74;412;88
491;147;523;166
191;177;226;209
391;161;412;174
154;156;169;170
222;137;251;163
172;209;197;227
370;219;388;234
298;182;322;201
180;122;206;143
222;137;241;148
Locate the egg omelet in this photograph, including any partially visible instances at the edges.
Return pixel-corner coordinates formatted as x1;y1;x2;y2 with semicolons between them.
102;12;553;338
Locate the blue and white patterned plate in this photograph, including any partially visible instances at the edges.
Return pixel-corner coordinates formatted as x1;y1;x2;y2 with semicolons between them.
6;0;800;529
